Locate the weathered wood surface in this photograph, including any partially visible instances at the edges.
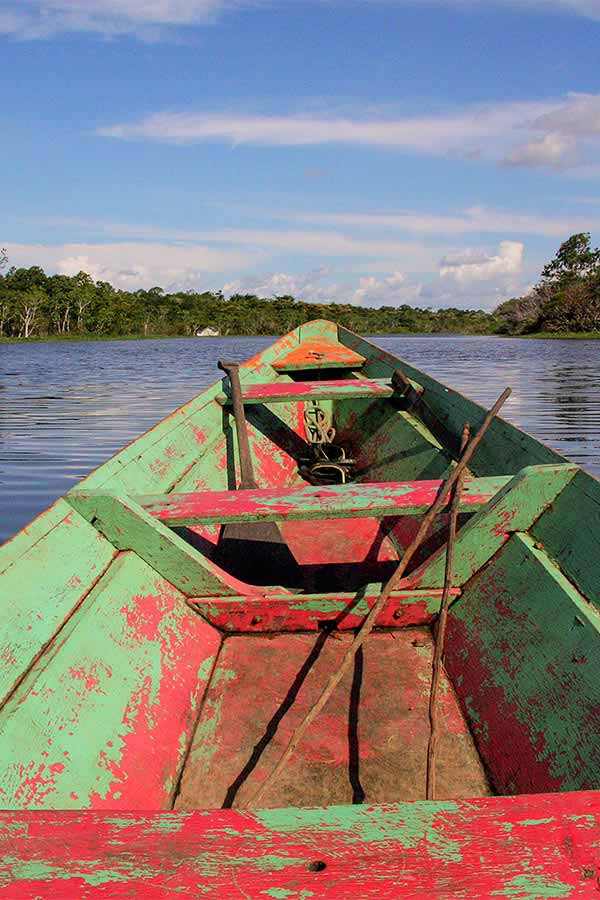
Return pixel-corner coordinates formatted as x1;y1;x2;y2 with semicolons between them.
2;792;599;898
0;500;116;711
335;398;455;483
176;630;489;810
66;492;244;596
402;463;578;589
446;532;600;795
189;587;461;631
138;475;511;526
272;338;365;371
531;467;600;609
217;377;394;405
0;552;221;810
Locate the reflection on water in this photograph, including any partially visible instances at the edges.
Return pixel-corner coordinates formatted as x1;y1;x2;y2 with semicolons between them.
1;334;599;544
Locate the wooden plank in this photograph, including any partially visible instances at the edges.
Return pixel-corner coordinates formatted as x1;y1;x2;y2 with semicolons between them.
216;377;394;406
446;532;600;795
189;587;461;631
1;792;598;897
176;630;489;810
138;475;511;527
0;501;116;711
0;552;221;810
66;492;242;597
272;339;365;371
402;463;578;589
531;468;600;610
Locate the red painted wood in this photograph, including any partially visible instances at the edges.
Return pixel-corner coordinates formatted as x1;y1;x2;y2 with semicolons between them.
189;588;457;631
1;792;599;898
139;477;508;527
218;377;393;404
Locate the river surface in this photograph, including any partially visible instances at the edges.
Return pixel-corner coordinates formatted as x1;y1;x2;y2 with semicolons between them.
1;334;599;544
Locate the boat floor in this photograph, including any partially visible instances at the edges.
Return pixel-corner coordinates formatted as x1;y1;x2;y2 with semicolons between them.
175;627;491;810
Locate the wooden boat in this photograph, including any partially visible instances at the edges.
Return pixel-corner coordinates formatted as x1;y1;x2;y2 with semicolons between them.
1;319;599;898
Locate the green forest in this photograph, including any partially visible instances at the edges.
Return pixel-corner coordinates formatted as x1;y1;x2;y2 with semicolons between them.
1;233;599;340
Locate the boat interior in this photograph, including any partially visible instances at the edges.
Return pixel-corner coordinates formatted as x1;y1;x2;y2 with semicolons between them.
1;319;599;813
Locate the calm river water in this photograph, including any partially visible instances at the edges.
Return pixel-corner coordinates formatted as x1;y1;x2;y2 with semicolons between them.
1;334;599;544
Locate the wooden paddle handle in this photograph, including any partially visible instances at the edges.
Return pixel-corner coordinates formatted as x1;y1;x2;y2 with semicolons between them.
217;360;258;490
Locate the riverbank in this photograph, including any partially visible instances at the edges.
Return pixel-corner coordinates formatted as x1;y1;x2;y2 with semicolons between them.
509;331;600;340
2;330;600;343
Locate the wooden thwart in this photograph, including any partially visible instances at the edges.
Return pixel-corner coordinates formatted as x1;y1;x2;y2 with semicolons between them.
216;377;394;405
137;475;512;526
188;587;462;632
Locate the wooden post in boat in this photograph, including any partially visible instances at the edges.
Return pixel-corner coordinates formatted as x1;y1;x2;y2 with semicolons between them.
426;422;470;801
216;360;296;580
217;360;259;490
243;387;511;808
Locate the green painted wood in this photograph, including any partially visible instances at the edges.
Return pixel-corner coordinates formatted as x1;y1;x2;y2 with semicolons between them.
531;468;600;610
138;475;512;526
66;492;239;597
337;326;564;477
216;377;394;406
446;531;600;795
335;397;454;483
0;502;116;711
0;552;222;810
404;463;578;589
0;500;69;570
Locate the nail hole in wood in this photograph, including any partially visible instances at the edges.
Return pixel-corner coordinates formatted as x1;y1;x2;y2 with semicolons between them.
307;861;327;873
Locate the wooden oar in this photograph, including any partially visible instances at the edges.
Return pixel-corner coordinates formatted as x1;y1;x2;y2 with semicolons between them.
242;386;511;808
216;360;297;582
426;421;470;801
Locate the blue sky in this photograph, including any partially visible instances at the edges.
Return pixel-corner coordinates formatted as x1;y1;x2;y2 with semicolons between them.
2;0;600;309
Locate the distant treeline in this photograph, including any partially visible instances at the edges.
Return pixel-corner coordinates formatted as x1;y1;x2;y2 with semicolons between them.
1;234;599;339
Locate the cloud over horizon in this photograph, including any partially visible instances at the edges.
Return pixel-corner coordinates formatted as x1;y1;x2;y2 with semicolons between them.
98;92;600;174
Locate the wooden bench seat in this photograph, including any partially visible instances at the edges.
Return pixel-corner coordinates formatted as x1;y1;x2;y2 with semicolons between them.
136;475;512;527
216;377;394;405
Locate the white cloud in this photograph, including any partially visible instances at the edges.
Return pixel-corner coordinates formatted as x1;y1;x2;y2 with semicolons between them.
531;92;600;136
503;134;578;169
224;267;422;306
4;241;257;290
224;256;524;310
3;0;600;39
23;217;439;269
97;100;555;154
0;1;248;38
419;240;528;308
258;204;600;239
98;91;600;174
439;240;524;285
